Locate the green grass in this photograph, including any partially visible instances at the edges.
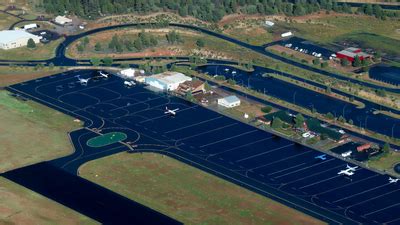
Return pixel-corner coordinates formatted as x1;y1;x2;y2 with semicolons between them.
80;153;324;225
334;32;400;56
87;132;127;147
278;15;400;56
368;151;400;175
0;90;82;172
0;12;20;30
0;38;64;60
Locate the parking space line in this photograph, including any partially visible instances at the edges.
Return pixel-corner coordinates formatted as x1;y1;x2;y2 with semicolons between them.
268;162;307;176
344;189;400;210
200;130;258;148
251;150;315;171
364;202;400;217
315;174;380;196
209;136;274;157
299;175;342;189
282;164;345;186
274;158;335;179
236;143;295;163
165;116;223;133
177;123;238;141
333;183;392;203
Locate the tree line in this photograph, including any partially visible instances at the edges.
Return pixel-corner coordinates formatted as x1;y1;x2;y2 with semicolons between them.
41;0;399;22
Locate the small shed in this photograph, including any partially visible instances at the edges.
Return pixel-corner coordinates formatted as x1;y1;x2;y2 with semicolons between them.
23;23;37;30
281;31;293;38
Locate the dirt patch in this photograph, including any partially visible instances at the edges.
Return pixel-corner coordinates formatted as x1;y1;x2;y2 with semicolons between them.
0;68;64;87
268;45;315;62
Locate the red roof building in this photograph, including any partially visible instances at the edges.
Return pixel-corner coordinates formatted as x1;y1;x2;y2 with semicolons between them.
357;143;371;152
336;47;371;62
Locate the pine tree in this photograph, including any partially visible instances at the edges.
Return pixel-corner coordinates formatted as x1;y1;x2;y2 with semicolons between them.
353;56;361;67
27;38;36;49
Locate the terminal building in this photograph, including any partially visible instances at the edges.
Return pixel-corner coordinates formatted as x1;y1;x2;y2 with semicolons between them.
0;30;41;50
145;71;192;91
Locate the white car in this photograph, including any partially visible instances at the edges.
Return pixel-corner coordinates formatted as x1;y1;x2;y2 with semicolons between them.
302;132;311;138
341;151;352;158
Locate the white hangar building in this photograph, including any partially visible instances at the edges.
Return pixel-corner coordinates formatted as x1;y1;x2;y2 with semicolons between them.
145;72;192;91
0;30;41;50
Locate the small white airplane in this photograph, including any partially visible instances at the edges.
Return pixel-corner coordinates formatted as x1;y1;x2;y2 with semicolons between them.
165;107;179;116
338;164;358;176
76;75;90;85
389;177;399;183
315;154;327;160
99;71;109;78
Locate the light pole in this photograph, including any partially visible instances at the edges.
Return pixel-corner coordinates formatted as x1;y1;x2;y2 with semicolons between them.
342;104;348;118
392;123;397;139
293;91;297;105
365;115;369;130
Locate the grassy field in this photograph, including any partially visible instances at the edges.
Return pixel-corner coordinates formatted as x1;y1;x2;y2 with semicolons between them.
0;90;82;172
0;12;20;30
0;177;97;225
278;14;400;55
0;66;96;224
368;151;400;175
219;15;274;46
0;66;65;87
334;32;400;56
66;28;264;63
80;153;324;225
0;38;64;61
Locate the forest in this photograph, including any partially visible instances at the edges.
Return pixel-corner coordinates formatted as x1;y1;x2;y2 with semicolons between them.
41;0;399;22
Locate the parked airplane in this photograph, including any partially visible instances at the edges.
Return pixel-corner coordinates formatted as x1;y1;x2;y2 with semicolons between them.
389;177;399;183
338;164;358;176
99;71;109;78
165;107;179;116
76;75;90;85
315;154;327;160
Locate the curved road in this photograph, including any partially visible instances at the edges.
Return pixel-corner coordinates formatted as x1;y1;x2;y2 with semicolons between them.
1;22;399;139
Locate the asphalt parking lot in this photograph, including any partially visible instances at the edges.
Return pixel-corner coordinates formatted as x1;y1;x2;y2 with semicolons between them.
6;70;400;224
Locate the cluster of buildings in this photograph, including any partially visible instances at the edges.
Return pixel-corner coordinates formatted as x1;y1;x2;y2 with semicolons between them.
122;69;241;109
0;14;74;50
0;14;78;50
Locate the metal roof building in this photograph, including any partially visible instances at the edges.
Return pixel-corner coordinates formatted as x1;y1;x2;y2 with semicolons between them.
145;71;192;91
0;30;41;50
218;95;241;108
55;16;72;25
336;47;371;62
